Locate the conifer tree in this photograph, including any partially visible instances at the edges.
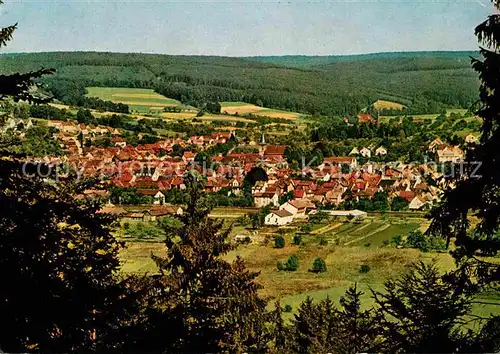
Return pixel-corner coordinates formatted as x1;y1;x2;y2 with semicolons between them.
126;172;268;352
268;302;289;353
335;284;385;353
0;167;141;352
372;262;473;352
0;6;141;351
428;0;500;285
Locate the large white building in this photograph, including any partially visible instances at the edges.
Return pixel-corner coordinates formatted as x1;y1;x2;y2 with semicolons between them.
265;210;294;226
279;199;316;218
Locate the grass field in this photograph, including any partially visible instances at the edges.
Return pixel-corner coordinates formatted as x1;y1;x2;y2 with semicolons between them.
117;217;500;320
86;87;181;113
350;222;420;247
380;108;476;124
220;101;304;120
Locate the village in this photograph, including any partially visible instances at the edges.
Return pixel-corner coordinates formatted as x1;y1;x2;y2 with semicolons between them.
4;114;473;231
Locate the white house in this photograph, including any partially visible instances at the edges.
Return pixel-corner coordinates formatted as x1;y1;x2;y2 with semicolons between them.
349;147;360;155
436;146;464;163
279;199;316;218
375;146;387;156
153;191;166;205
360;147;372;158
265;210;294;226
409;196;426;210
254;192;279;208
465;134;478;144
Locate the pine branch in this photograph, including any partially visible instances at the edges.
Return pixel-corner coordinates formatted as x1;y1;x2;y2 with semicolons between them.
0;69;55;103
0;24;17;48
475;14;500;51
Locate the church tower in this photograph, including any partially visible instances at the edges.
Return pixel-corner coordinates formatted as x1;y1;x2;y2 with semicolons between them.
259;123;266;156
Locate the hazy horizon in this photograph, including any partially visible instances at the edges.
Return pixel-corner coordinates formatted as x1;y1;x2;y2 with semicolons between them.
0;0;494;56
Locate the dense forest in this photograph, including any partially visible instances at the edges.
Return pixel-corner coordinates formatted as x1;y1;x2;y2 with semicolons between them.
0;51;480;116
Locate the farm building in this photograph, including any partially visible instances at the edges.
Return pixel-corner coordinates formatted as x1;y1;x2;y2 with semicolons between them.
122;212;146;222
144;206;184;221
311;209;367;221
279;199;316;218
98;206;128;216
265;210;294;226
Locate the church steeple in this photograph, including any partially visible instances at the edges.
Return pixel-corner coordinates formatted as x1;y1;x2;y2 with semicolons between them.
259;123;266;146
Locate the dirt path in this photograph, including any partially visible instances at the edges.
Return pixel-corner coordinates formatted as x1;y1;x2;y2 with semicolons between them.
343;223;391;246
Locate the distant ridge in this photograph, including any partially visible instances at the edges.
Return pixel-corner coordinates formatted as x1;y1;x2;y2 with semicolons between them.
243;51;480;68
0;51;480;117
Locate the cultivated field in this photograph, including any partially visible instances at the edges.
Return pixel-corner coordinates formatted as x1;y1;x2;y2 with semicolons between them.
159;112;257;124
86;87;181;113
221;101;304;120
373;99;407;111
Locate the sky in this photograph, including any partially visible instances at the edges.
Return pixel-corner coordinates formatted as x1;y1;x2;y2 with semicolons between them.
0;0;495;56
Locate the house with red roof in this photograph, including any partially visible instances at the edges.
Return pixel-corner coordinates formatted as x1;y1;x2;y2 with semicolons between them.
263;145;287;158
357;113;376;124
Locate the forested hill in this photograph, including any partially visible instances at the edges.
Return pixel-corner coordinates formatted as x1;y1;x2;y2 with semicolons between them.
0;51;480;116
244;51;479;68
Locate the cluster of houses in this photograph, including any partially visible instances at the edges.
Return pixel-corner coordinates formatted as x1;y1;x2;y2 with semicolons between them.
15;117;477;219
428;137;466;163
349;146;387;158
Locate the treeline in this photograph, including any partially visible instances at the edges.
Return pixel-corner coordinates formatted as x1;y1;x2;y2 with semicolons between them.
28;104;216;137
0;51;480;116
46;79;129;113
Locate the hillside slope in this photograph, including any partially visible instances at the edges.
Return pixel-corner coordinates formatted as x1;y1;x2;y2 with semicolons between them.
0;51;480;116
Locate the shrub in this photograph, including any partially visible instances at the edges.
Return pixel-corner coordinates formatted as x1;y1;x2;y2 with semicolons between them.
283;304;292;313
319;238;328;246
391;235;403;247
293;234;302;245
235;215;249;226
285;255;299;271
406;230;428;252
382;240;390;247
123;222;130;230
300;223;313;233
277;261;285;271
311;257;327;273
364;242;371;248
359;264;371;274
428;235;446;251
274;235;285;249
244;236;251;244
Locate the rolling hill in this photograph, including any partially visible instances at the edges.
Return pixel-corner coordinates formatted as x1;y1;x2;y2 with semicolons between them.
0;51;481;117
